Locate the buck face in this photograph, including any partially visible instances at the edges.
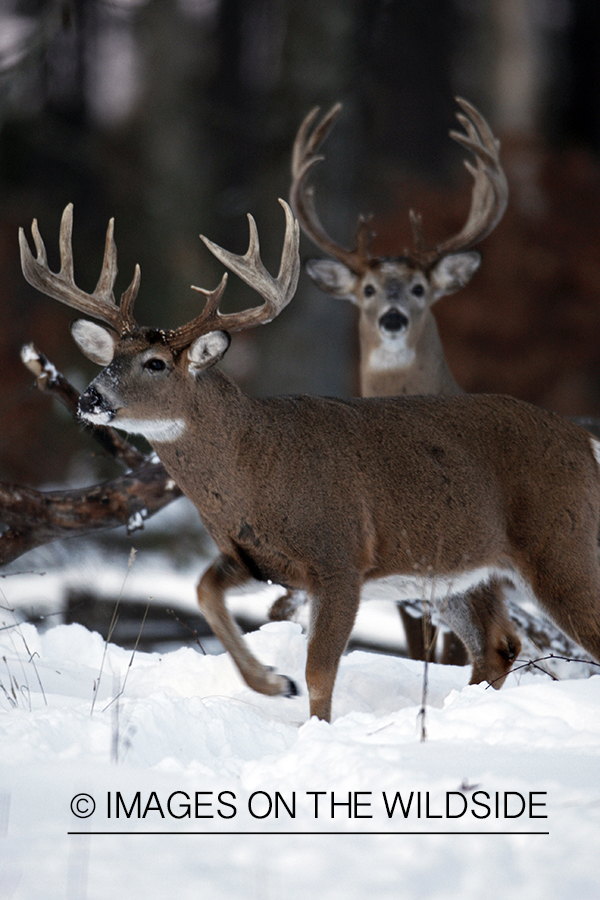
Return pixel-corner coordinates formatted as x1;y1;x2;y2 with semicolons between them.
20;202;600;725
306;253;481;395
73;323;230;442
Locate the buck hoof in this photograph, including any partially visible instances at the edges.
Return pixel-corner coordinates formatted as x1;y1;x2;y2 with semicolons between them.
282;676;298;697
263;667;298;697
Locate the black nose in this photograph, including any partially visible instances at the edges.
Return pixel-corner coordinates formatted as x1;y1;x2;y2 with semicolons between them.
78;387;113;418
378;307;409;333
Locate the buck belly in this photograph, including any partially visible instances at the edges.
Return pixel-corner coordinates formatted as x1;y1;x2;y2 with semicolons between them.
360;565;516;609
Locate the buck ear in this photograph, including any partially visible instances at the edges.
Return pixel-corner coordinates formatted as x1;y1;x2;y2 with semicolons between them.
70;320;116;365
305;259;358;300
429;251;481;300
187;330;231;373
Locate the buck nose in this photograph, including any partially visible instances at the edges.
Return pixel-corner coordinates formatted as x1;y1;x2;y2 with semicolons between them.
78;386;115;424
378;307;409;334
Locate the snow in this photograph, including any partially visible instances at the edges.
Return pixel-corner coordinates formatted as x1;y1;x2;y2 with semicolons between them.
1;566;599;898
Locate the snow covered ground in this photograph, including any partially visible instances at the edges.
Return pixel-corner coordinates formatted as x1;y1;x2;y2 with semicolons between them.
1;539;599;899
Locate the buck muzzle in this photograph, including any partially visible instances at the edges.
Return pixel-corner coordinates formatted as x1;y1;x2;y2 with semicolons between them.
378;306;409;334
78;386;116;426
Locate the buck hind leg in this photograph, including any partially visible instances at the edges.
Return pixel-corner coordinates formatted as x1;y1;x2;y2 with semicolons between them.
440;578;521;688
268;589;304;621
439;630;470;667
524;548;600;665
197;554;297;698
305;572;362;721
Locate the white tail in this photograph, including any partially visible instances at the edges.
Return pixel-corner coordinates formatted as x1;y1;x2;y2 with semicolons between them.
20;204;600;722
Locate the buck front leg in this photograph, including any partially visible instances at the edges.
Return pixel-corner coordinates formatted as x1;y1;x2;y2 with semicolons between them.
305;573;362;721
197;554;297;698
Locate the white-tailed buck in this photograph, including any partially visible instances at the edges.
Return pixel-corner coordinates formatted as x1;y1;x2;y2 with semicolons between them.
20;203;600;722
290;98;509;663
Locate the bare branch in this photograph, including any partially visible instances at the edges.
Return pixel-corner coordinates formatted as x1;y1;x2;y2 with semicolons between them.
20;344;144;469
0;349;182;567
0;458;182;566
485;654;599;688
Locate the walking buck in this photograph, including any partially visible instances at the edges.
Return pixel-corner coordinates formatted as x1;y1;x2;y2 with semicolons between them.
20;202;600;722
290;97;509;663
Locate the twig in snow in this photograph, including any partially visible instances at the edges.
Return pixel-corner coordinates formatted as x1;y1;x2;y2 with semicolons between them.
103;600;150;714
91;548;136;716
486;653;600;688
166;608;208;654
0;589;47;707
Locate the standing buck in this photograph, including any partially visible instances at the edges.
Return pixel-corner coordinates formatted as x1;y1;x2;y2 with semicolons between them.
290;97;509;663
20;203;600;722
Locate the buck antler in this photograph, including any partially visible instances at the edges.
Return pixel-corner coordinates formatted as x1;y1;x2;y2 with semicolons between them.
20;201;299;353
290;98;508;271
290;103;374;274
168;199;300;351
412;97;509;267
19;203;141;334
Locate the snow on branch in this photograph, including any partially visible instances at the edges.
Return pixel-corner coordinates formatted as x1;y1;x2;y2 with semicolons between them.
0;346;182;566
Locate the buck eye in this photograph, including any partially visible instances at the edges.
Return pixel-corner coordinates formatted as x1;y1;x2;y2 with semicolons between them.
411;284;425;297
363;284;376;298
144;357;166;372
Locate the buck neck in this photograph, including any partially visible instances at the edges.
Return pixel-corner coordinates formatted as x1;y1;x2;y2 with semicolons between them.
358;297;462;398
77;331;251;489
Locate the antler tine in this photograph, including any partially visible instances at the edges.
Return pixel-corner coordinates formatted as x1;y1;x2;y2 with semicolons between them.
167;200;299;352
290;103;373;274
291;102;340;179
119;264;141;329
413;98;508;267
166;273;229;352
19;203;137;333
92;213;118;306
196;198;300;334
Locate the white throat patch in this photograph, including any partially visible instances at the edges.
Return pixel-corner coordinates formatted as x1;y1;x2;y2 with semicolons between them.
368;340;415;372
113;417;186;443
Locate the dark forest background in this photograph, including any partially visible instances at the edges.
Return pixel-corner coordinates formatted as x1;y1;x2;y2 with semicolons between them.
3;0;600;489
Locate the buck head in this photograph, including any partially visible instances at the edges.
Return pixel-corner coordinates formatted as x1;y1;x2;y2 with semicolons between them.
70;322;233;443
19;201;299;443
290;99;507;394
305;251;481;373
